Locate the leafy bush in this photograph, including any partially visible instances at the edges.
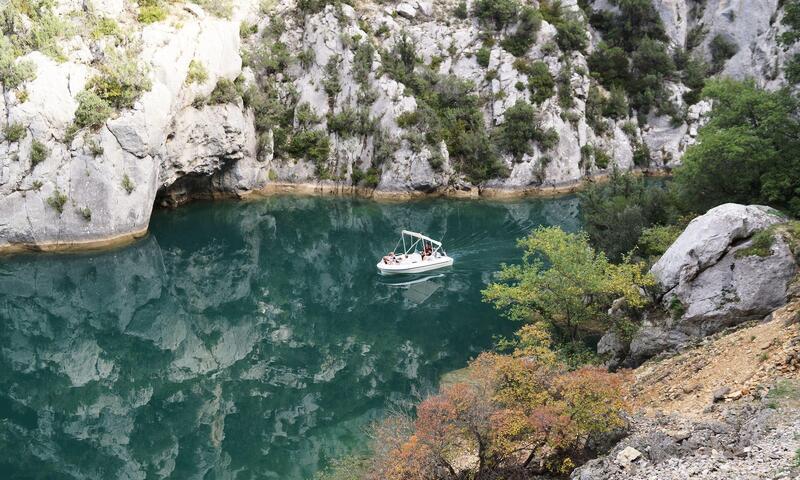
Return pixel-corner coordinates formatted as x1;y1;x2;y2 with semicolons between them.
526;61;555;104
353;41;374;86
79;206;92;221
86;50;152;110
138;0;167;23
579;171;674;261
185;60;208;85
709;34;738;73
555;16;589;53
637;224;684;257
0;37;36;89
494;100;539;160
454;1;468;19
473;0;520;30
323;55;342;101
91;17;121;40
475;45;491;67
121;174;135;194
47;189;68;214
364;350;628;479
207;78;239;104
674;79;800;216
500;6;542;56
781;0;800;46
632;142;651;167
484;226;654;341
587;0;667;52
30;139;48;166
327;108;375;138
3;122;26;143
587;42;630;87
287;129;330;165
74;90;113;129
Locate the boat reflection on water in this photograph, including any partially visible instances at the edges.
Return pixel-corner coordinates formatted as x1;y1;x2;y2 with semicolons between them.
377;273;449;306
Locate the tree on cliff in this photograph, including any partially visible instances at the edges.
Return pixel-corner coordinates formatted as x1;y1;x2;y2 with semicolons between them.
674;79;800;216
483;227;654;344
362;352;628;479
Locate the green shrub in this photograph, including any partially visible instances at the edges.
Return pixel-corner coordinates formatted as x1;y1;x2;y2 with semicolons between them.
587;42;630;87
240;21;258;37
122;174;135;194
327;108;375;138
138;2;167;24
79;206;92;221
287;129;330;164
555;16;588;53
709;34;738;73
674;79;800;215
500;6;542;56
594;148;611;169
87;139;104;156
476;46;491;67
323;55;342;100
536;128;559;151
87;50;152;110
473;0;520;30
526;61;555;104
249;41;291;75
632;142;651;167
454;1;468;19
579;170;674;261
735;229;775;258
91;17;121;40
638;224;683;257
495;100;538;160
47;189;68;214
208;78;239;104
74;90;113;129
0;37;36;88
185;60;208;85
30;139;48;166
3;122;26;143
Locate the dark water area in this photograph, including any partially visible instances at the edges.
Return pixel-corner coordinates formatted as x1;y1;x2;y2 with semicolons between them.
0;195;581;479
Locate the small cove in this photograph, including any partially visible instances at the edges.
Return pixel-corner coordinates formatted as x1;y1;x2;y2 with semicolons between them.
0;194;581;479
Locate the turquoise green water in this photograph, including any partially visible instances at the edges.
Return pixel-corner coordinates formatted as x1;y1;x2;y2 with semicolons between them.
0;195;579;479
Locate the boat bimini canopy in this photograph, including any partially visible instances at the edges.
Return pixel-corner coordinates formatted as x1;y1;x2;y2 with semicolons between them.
396;230;444;254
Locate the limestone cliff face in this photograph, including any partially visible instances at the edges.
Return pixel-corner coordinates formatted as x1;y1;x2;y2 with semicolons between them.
0;0;792;250
0;0;259;250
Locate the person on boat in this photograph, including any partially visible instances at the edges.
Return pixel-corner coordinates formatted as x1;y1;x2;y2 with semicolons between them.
422;243;433;260
383;252;396;264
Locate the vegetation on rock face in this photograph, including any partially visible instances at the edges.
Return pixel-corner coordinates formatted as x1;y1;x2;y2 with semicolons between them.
30;139;48;166
74;90;114;129
185;60;208;85
674;79;800;216
86;49;152;110
46;189;67;214
580;171;674;261
3;122;26;143
483;226;654;343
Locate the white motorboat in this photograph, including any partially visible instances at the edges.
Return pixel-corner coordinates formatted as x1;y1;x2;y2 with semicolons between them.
377;230;454;275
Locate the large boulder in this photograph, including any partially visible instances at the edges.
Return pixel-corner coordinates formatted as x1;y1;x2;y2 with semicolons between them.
628;204;798;363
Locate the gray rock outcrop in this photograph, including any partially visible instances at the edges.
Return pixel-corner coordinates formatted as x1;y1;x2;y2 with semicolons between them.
627;204;799;364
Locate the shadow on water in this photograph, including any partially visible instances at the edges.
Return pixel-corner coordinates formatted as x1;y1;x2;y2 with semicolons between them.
0;194;580;479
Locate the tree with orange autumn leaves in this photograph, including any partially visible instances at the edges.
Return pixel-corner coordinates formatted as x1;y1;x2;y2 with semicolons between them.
364;336;628;480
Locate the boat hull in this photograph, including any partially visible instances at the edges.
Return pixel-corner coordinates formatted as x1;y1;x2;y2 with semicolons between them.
377;256;454;275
